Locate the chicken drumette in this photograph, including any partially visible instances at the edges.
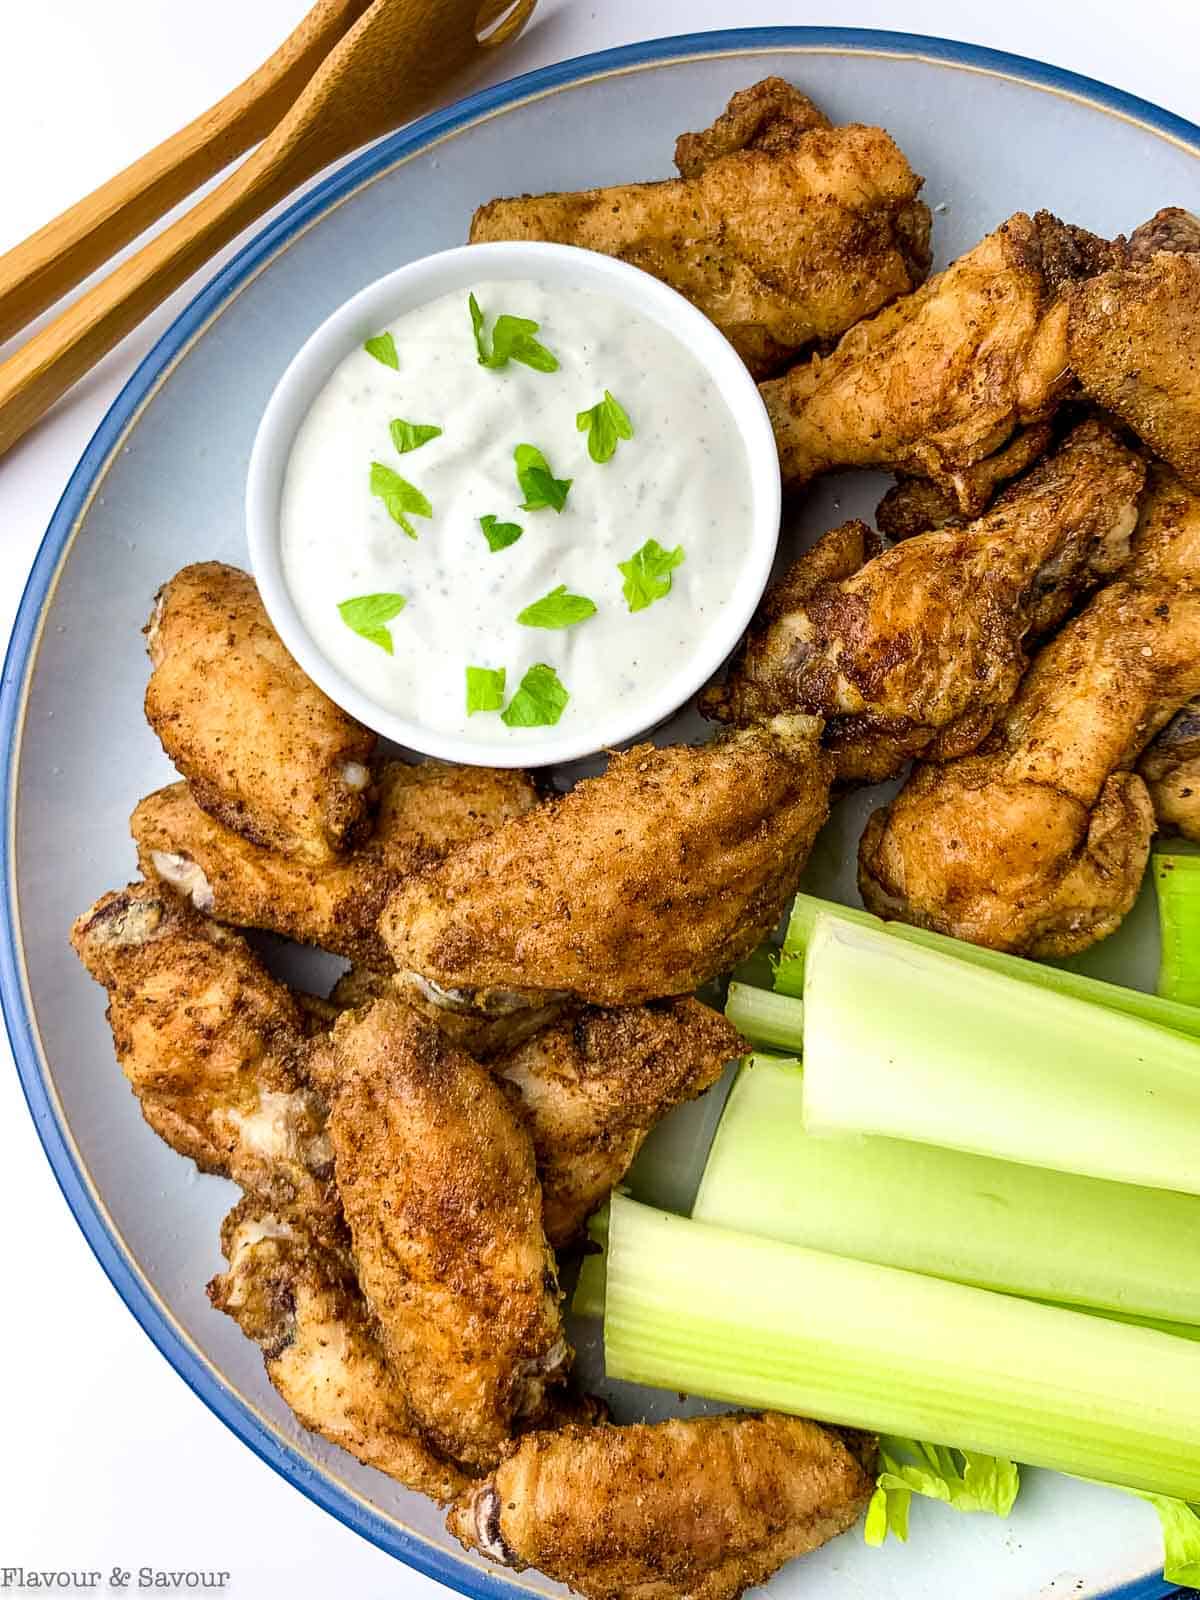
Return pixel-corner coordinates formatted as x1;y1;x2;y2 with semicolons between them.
471;78;930;378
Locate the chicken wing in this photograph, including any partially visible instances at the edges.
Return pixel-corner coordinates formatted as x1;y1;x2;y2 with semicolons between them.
761;211;1118;503
379;718;833;1008
208;1198;468;1502
470;78;930;378
859;471;1200;954
494;999;743;1246
309;997;567;1470
1139;699;1200;842
133;761;539;968
71;883;340;1236
875;423;1055;541
703;421;1143;783
145;563;376;863
447;1413;875;1600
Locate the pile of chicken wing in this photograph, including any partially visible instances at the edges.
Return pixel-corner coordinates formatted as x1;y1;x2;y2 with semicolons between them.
72;77;1200;1600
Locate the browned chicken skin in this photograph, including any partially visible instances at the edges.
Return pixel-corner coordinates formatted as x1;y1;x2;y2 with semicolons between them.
379;717;834;1007
876;423;1055;541
208;1198;468;1502
859;467;1200;954
1139;698;1200;841
309;997;567;1471
761;211;1118;504
145;563;376;863
704;421;1144;783
471;78;930;378
133;761;539;968
447;1413;876;1600
494;999;743;1246
71;883;340;1239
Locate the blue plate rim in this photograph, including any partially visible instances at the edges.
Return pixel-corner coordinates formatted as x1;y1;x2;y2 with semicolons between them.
3;25;1194;1600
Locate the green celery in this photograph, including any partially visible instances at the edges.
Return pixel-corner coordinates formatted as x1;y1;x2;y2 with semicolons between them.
780;892;1200;1041
694;1054;1200;1325
1155;852;1200;1005
602;1194;1200;1499
865;1438;1019;1546
723;982;803;1051
802;917;1200;1196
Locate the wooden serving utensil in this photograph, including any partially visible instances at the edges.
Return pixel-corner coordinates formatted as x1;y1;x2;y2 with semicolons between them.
0;0;536;459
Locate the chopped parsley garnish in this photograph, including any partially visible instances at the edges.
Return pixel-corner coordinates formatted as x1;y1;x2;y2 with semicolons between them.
469;293;558;372
514;443;572;513
479;513;524;553
363;332;398;369
369;461;432;538
576;390;633;463
338;592;406;653
466;665;506;714
618;538;685;612
517;585;597;629
389;418;442;454
501;662;570;728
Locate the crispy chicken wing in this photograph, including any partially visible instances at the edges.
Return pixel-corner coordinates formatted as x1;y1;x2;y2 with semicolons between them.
875;423;1055;541
859;470;1200;954
208;1198;468;1502
494;999;743;1246
71;883;339;1236
761;211;1118;504
1139;699;1200;842
145;563;376;863
704;421;1143;782
447;1413;875;1600
133;761;539;968
309;997;567;1470
379;718;833;1008
470;78;930;378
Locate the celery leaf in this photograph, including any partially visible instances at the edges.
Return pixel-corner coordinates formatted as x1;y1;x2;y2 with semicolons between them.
1132;1493;1200;1586
865;1438;1019;1546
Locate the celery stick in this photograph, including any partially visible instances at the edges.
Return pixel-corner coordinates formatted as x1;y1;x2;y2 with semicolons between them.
723;982;803;1051
803;917;1200;1196
572;1252;606;1320
602;1195;1200;1499
781;891;1200;1041
1155;853;1200;1005
694;1054;1200;1325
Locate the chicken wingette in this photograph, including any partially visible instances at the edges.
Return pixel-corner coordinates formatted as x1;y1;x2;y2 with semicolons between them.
1139;698;1200;842
703;420;1143;783
471;77;930;378
145;562;376;863
308;997;567;1470
133;761;539;968
379;717;833;1008
447;1413;875;1600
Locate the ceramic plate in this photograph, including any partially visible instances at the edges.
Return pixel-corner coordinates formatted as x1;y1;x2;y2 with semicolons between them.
4;28;1198;1600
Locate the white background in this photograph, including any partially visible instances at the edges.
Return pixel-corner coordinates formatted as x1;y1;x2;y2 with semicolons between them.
1;2;1197;1595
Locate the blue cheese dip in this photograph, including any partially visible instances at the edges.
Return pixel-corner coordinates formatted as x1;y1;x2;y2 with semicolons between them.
280;278;754;744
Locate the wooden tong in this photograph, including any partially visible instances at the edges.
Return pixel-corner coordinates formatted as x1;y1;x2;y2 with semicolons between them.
0;0;535;459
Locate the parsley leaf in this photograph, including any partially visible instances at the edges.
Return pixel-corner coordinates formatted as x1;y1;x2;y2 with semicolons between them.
576;390;633;463
479;513;523;553
389;418;442;455
338;592;406;654
618;538;685;612
514;443;572;513
469;293;558;372
363;332;398;369
501;662;570;728
466;665;506;715
369;462;432;538
517;585;597;629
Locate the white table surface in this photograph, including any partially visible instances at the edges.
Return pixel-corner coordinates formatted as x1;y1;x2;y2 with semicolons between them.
2;3;1197;1594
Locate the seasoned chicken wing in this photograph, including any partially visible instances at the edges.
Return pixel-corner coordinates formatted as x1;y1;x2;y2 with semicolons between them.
309;997;567;1470
471;78;930;378
145;563;376;863
380;718;833;1008
859;471;1200;954
494;999;743;1246
1139;699;1200;842
208;1198;468;1502
704;421;1143;783
133;761;539;968
761;211;1118;503
875;423;1054;541
447;1412;875;1600
71;883;339;1237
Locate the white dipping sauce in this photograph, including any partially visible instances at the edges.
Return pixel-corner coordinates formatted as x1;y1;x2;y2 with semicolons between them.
281;279;753;744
